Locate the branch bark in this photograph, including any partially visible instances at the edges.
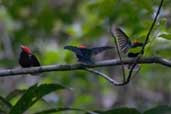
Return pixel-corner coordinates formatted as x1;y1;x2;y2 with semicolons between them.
0;56;170;77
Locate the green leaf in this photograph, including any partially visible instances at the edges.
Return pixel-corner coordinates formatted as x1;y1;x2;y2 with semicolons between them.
159;33;171;40
89;107;141;114
34;107;96;114
143;105;171;114
128;47;142;53
0;96;12;108
0;96;12;113
9;83;68;114
6;89;26;101
0;109;8;114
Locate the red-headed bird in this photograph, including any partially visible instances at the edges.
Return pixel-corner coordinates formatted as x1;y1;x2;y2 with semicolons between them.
19;45;40;68
113;28;143;57
64;45;114;64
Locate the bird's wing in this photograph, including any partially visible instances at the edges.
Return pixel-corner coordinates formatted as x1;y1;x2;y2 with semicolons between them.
113;28;132;53
30;54;40;66
64;46;93;64
91;46;114;55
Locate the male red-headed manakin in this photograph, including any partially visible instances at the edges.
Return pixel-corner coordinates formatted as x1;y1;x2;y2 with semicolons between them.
19;45;40;68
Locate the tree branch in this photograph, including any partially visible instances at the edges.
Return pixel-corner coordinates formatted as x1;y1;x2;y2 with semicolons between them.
85;68;122;86
0;56;170;77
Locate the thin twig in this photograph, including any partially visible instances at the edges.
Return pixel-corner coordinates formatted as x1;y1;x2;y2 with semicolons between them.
132;64;142;79
122;56;141;85
141;0;164;54
126;0;164;85
85;68;121;86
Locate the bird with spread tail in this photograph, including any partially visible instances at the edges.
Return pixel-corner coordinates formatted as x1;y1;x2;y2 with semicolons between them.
64;45;114;64
19;45;40;68
113;27;143;57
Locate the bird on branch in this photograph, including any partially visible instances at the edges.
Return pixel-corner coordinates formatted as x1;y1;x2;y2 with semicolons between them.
113;27;143;57
64;45;114;64
19;45;40;68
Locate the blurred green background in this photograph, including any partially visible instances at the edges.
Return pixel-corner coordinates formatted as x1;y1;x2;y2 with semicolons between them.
0;0;171;113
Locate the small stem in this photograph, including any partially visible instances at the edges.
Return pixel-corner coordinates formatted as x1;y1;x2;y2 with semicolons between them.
85;68;122;86
126;0;164;85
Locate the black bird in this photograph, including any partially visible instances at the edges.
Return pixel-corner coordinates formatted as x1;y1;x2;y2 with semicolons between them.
19;45;40;68
64;45;114;64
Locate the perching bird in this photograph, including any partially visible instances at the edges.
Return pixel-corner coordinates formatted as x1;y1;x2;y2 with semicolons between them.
19;45;40;68
113;27;143;57
64;45;114;64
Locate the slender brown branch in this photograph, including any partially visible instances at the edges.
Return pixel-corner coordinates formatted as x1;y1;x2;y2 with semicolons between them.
122;55;141;85
85;68;122;86
0;56;170;77
141;0;164;53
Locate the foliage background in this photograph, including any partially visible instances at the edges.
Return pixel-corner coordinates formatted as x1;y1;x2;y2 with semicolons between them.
0;0;171;113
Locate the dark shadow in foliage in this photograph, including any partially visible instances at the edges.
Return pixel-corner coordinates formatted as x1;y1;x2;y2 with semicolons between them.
143;105;171;114
34;107;97;114
6;89;26;101
0;96;12;114
9;83;68;114
86;107;141;114
6;89;50;105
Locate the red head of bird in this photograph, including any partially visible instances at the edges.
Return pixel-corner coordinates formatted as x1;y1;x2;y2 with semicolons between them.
79;45;86;48
20;45;32;54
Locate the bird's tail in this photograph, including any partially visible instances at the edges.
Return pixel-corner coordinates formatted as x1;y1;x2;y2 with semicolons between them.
91;46;114;55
